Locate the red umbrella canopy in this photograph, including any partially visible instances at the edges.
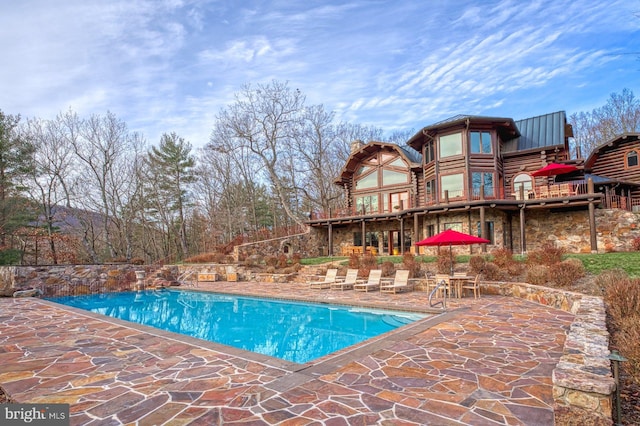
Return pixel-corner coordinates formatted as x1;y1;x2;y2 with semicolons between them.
531;163;578;177
416;229;490;246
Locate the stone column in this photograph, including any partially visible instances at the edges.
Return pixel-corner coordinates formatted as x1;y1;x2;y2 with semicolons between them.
135;270;146;291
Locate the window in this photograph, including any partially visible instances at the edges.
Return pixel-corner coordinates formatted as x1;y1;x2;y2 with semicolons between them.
390;192;409;210
444;222;462;232
425;179;436;203
441;173;463;199
627;150;638;168
424;140;435;163
513;173;533;194
355;195;378;214
355;172;377;189
426;224;435;237
476;221;495;244
390;158;405;167
439;132;462;158
382;169;408;185
470;131;492;154
472;172;494;197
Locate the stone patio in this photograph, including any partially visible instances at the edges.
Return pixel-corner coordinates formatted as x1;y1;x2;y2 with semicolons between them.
0;281;577;425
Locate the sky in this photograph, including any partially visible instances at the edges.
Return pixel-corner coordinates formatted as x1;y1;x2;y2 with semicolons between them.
2;0;639;149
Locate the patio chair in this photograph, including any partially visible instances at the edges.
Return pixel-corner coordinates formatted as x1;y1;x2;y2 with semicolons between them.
460;274;481;299
559;183;575;197
380;270;412;294
354;270;382;292
308;268;338;289
331;268;359;291
433;274;452;298
538;185;549;198
549;184;560;197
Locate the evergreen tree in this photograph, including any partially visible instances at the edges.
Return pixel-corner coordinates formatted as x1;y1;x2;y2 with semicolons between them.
0;110;36;248
146;133;196;258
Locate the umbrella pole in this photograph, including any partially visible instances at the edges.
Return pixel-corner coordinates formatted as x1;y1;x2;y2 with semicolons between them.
449;243;453;275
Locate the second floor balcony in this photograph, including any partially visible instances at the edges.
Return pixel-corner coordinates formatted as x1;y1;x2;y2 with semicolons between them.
307;178;633;222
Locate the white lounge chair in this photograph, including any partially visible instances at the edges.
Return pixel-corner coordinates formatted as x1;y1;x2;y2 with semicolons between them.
308;268;338;289
354;270;382;292
331;269;359;291
380;270;412;294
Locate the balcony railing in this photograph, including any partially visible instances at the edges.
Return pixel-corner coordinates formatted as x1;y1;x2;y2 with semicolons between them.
308;178;637;221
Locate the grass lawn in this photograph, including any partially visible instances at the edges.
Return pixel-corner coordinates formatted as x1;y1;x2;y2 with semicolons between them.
301;252;640;278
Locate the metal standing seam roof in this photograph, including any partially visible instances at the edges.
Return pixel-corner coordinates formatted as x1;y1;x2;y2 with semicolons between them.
508;111;567;152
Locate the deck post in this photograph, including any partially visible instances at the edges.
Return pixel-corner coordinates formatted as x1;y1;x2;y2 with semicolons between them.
479;206;487;253
519;206;526;255
587;178;598;252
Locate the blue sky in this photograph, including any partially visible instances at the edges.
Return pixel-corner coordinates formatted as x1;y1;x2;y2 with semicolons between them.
2;0;639;148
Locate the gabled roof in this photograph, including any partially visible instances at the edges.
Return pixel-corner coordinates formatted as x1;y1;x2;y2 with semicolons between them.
336;141;422;184
503;111;570;152
407;114;519;150
584;133;640;169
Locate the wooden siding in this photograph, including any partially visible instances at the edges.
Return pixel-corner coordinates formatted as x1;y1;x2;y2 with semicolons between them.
588;135;640;198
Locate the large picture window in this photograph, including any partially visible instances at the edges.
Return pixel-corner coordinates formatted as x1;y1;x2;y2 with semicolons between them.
441;173;463;199
355;172;377;189
382;169;408;185
439;132;462;158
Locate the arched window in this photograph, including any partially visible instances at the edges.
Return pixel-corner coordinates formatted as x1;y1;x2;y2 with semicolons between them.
626;150;638;168
513;173;533;193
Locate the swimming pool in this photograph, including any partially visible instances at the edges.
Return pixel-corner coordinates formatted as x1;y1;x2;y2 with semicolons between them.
48;290;426;363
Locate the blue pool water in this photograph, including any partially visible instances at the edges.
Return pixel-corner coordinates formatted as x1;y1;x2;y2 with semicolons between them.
48;290;425;364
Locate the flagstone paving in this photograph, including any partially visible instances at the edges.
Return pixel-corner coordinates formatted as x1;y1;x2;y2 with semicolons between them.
0;281;574;425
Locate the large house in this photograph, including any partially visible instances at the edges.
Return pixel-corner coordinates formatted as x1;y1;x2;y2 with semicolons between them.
306;111;640;257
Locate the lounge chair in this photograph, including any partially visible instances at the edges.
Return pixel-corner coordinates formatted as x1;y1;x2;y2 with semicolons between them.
354;270;382;292
331;269;359;291
308;268;338;289
380;270;412;294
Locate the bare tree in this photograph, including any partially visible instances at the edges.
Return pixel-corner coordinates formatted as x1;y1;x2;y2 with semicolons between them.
570;88;640;157
22;115;75;264
212;80;307;227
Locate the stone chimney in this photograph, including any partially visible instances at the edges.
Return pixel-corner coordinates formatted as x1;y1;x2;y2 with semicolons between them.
350;139;365;153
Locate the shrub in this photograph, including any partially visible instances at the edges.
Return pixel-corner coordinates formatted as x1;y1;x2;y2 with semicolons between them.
401;253;421;278
291;253;302;265
491;248;514;268
380;261;395;277
482;262;503;281
348;253;361;269
468;255;486;275
604;276;640;327
548;259;585;288
594;269;628;292
436;249;453;274
632;236;640;251
360;254;378;277
277;254;288;269
130;257;144;265
612;316;640;382
526;264;549;285
265;256;278;267
526;242;564;266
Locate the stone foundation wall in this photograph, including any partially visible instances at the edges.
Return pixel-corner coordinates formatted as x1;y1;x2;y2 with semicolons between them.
233;232;315;261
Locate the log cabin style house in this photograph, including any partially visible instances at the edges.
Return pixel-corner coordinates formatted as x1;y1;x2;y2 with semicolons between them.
306;111;640;257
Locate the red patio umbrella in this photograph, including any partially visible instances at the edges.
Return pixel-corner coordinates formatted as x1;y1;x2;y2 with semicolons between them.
416;229;490;274
531;163;578;177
